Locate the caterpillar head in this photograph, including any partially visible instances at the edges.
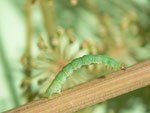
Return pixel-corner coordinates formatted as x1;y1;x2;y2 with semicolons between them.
120;64;126;70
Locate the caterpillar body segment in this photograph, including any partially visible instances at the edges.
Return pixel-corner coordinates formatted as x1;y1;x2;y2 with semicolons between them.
45;71;67;97
71;58;83;70
63;63;73;76
45;55;124;98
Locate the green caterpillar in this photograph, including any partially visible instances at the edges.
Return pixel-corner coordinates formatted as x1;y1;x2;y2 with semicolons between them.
45;55;125;98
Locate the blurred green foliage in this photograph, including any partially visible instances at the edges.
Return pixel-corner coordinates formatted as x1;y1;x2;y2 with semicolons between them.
0;0;150;112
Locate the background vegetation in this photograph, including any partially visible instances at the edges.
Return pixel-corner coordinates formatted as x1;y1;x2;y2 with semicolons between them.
0;0;150;112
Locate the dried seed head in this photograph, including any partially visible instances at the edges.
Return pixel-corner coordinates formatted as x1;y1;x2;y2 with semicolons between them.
20;81;25;88
81;40;88;49
97;44;104;53
91;47;97;54
66;28;73;36
52;38;59;46
81;39;92;49
70;37;76;42
66;28;76;42
31;62;38;68
20;56;27;65
21;78;30;89
38;78;47;85
56;26;64;36
120;16;129;31
37;42;46;49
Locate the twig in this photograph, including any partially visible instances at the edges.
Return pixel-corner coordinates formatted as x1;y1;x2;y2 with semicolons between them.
5;60;150;113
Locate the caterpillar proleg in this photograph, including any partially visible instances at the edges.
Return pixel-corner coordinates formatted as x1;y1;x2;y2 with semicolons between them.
45;55;125;98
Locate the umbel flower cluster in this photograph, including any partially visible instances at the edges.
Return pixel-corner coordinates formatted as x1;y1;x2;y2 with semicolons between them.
20;0;150;112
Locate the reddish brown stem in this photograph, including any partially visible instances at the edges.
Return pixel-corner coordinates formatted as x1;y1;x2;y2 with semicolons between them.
5;60;150;113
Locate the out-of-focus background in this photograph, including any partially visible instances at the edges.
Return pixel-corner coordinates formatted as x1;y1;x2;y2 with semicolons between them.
0;0;150;113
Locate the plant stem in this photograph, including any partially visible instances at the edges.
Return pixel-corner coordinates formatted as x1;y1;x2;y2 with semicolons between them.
5;60;150;113
39;0;56;48
24;0;32;102
84;0;118;53
0;34;20;106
